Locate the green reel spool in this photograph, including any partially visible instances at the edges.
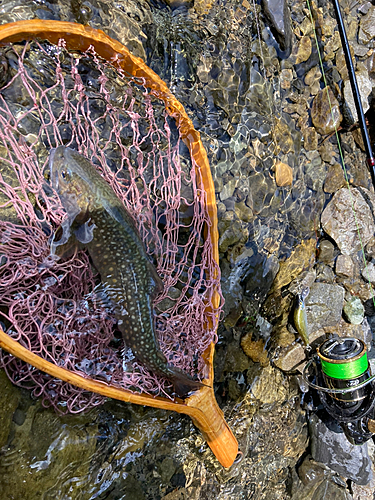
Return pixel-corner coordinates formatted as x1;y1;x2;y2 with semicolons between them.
317;337;370;403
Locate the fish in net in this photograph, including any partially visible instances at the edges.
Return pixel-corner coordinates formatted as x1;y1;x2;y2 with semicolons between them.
0;38;222;413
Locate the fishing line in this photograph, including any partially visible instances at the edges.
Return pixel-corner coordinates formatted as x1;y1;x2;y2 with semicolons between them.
306;0;375;310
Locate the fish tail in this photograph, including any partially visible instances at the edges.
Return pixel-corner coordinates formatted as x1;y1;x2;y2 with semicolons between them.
166;365;207;397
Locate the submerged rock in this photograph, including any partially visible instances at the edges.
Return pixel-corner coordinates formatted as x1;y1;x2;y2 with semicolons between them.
249;365;289;404
0;369;21;448
321;188;375;255
241;334;269;366
275;160;293;186
311;87;342;135
262;0;293;57
271;239;316;291
303;127;318;151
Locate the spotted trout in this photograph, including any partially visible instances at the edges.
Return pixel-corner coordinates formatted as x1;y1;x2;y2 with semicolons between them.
48;146;202;396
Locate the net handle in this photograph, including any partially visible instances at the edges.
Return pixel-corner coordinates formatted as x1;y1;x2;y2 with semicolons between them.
0;20;237;468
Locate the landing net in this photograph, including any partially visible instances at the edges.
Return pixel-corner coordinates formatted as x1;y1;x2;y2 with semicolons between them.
0;40;221;411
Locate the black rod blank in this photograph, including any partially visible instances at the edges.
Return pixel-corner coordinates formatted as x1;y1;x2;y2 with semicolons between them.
332;0;375;188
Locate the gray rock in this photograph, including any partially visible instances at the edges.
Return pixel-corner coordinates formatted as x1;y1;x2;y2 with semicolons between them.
262;0;293;57
359;5;375;44
292;477;352;500
318;239;335;265
321;188;375;255
336;255;354;278
343;296;365;325
362;261;375;283
309;413;373;485
305;283;345;331
273;344;306;372
343;71;372;123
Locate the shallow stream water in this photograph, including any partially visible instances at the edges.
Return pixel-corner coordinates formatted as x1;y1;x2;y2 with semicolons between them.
1;0;375;498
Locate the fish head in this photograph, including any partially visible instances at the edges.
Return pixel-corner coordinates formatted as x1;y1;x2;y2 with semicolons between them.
48;146;95;215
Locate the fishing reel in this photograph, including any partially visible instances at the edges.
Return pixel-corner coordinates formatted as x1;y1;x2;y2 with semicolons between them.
303;337;375;445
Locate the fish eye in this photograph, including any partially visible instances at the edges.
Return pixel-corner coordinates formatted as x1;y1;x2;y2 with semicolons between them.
60;169;71;181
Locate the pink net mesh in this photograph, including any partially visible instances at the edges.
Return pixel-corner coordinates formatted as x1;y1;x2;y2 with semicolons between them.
0;39;221;412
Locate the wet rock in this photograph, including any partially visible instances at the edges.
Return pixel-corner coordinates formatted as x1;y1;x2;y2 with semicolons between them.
219;177;238;201
262;0;293;57
304;66;321;95
223;341;251;373
249;365;288;404
311;87;342;135
315;263;335;283
234;201;253;222
255;315;273;339
274;326;296;348
336;255;354;278
289;270;317;297
292;476;353;500
318;240;335;265
298;455;326;486
362;261;375;283
243;252;280;311
273;343;305;372
291;36;312;65
305;283;345;331
343;71;372;123
275;160;293;186
324;32;342;60
303;127;318;151
0;149;26;223
321;188;375;255
343;296;365;325
218;220;248;252
273;117;295;154
249;397;308;460
241;335;269;366
221;249;277;323
280;68;293;90
359;5;375;45
271;239;316;291
309;413;373;485
323;163;346;193
162;488;187;500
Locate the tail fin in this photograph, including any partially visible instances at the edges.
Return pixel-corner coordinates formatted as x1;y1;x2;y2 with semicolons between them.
166;365;208;398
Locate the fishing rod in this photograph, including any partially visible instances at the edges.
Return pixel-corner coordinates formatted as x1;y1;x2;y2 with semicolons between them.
332;0;375;189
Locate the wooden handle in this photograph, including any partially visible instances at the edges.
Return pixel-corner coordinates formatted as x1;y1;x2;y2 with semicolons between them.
0;329;238;467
